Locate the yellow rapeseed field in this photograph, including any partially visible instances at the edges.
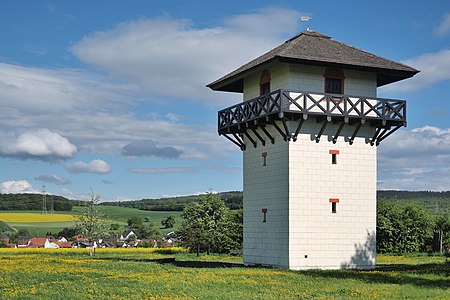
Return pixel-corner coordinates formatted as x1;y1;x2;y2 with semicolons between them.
0;212;75;223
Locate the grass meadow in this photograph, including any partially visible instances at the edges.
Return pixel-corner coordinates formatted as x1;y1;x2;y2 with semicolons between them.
0;248;448;299
91;206;183;234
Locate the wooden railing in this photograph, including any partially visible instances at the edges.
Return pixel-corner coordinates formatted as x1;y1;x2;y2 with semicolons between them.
218;89;406;133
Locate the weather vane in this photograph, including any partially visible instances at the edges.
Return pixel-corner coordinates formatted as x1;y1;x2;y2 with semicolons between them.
301;16;312;31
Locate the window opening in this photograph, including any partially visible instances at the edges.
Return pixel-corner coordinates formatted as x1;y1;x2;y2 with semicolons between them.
325;78;342;94
332;154;337;164
329;198;339;214
324;68;344;95
329;150;339;164
262;208;268;222
259;70;271;96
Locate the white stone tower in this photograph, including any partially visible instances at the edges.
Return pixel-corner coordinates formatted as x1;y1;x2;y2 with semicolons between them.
208;31;418;269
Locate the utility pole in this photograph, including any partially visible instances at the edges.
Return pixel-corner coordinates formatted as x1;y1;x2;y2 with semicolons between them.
42;185;47;214
50;195;54;215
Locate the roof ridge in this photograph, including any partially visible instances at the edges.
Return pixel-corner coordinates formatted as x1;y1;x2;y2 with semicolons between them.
285;30;330;43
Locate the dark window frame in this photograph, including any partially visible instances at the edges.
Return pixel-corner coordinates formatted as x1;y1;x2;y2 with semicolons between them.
332;153;337;164
324;68;345;95
259;69;271;96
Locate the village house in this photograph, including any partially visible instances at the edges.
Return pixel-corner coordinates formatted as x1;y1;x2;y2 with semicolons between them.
54;241;74;248
28;238;49;248
119;230;137;241
17;236;31;248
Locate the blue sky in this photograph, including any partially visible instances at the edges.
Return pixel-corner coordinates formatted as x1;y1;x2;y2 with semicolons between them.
0;1;449;201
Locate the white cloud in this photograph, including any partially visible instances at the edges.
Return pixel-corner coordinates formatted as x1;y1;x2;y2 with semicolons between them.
0;129;77;160
64;159;112;174
0;180;40;194
0;9;300;172
378;126;450;191
165;113;179;122
47;111;233;159
71;8;302;104
0;9;299;163
434;12;450;36
380;50;450;92
0;62;137;114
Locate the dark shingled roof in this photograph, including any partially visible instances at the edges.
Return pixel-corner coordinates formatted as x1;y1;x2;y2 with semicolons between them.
207;30;419;92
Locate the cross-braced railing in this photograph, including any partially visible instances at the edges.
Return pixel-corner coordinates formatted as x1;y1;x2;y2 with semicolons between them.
218;89;406;150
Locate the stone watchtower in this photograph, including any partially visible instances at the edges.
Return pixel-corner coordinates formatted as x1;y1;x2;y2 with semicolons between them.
208;30;418;269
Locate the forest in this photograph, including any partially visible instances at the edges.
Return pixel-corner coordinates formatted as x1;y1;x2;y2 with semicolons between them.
101;191;243;211
0;194;82;211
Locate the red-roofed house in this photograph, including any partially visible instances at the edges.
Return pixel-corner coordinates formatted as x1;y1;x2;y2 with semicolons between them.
29;238;51;248
54;241;73;248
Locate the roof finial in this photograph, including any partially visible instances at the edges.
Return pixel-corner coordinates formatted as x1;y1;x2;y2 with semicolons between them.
301;16;312;31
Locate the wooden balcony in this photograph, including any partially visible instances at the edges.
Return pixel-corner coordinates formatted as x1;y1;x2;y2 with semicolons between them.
218;89;406;149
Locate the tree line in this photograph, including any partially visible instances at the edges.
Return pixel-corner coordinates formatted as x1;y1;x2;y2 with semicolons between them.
100;191;243;211
0;194;81;211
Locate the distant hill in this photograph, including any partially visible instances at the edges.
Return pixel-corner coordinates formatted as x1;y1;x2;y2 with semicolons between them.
378;190;450;199
100;191;243;211
102;190;450;214
378;190;450;214
0;194;82;211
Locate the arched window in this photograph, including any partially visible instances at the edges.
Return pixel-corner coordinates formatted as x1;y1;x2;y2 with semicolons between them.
324;68;344;94
259;69;271;96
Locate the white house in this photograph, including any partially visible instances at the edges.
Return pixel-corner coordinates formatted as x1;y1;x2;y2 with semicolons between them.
120;230;137;241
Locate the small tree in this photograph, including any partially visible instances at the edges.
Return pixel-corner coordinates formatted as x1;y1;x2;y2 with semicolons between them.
178;192;229;255
161;215;176;229
75;192;107;241
109;223;120;231
57;227;79;239
221;209;243;252
435;214;450;251
127;216;144;228
17;228;30;237
135;223;161;240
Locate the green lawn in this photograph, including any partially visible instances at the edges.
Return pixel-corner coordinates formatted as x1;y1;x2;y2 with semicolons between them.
92;205;182;233
0;249;448;299
9;222;76;236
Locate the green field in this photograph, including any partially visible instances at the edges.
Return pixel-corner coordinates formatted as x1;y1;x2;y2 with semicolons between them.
88;205;182;233
0;206;182;236
0;249;448;299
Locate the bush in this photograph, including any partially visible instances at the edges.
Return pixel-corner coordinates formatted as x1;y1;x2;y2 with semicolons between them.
377;201;434;253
